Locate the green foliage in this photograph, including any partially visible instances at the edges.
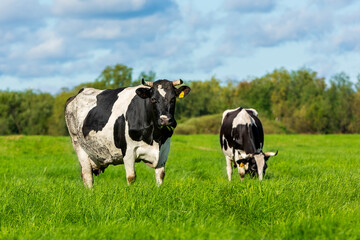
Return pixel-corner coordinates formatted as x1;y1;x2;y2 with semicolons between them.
175;113;223;134
95;64;133;88
176;77;225;118
0;135;359;239
0;90;53;135
326;73;354;133
175;113;293;135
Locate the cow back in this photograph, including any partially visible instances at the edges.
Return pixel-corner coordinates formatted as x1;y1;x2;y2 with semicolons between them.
220;108;264;155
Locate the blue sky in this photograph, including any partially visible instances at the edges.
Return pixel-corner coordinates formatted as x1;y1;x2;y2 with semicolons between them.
1;0;360;94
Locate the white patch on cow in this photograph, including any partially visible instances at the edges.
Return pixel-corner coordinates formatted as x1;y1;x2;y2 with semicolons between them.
158;84;166;97
221;135;233;158
222;108;239;121
239;151;249;159
232;109;252;128
246;108;258;116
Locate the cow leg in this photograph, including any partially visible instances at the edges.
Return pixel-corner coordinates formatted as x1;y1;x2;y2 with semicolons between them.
73;141;93;188
124;156;136;184
155;167;165;186
155;138;171;186
226;156;233;181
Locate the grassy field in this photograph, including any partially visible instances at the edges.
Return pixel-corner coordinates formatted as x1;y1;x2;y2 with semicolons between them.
0;134;359;239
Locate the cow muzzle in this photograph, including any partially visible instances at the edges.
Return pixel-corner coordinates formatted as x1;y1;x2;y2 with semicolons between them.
160;115;170;125
160;115;175;127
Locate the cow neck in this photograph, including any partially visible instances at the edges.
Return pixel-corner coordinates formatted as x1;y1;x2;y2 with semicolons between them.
153;125;173;146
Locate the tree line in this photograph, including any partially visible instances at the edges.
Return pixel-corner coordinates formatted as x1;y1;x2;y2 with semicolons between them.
1;64;359;135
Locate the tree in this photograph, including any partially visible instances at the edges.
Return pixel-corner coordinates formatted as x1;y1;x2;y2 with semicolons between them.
95;64;133;88
0;90;54;135
326;72;354;133
175;77;224;119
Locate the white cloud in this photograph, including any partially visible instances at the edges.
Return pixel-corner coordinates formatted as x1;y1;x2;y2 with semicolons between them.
79;27;123;40
27;36;64;60
220;7;333;53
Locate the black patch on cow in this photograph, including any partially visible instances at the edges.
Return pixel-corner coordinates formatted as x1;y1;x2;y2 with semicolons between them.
232;124;257;154
83;88;126;137
220;107;242;149
114;114;127;157
223;138;228;151
126;94;173;146
246;109;264;150
154;126;173;145
126;95;154;145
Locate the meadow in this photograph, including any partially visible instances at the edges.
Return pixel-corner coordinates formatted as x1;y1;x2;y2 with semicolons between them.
0;134;359;239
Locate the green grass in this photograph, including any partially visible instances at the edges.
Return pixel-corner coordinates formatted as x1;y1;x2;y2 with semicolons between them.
0;135;359;239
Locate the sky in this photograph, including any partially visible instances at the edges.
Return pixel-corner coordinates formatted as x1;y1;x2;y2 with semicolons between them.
1;0;360;94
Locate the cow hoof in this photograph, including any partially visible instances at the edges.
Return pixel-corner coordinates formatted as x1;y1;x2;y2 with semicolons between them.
127;175;136;184
156;178;164;186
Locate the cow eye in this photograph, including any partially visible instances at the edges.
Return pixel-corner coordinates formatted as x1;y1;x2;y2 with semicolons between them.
151;97;157;103
170;98;176;104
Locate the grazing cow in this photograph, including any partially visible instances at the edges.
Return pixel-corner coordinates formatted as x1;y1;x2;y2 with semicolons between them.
220;107;277;181
65;79;190;187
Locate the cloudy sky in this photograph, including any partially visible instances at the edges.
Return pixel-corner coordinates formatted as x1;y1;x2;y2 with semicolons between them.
1;0;360;94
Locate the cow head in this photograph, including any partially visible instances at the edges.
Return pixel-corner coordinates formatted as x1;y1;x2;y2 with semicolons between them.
136;79;191;129
236;151;278;180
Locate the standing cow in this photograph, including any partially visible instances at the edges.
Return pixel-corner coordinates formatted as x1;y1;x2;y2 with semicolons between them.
220;107;277;181
65;79;190;187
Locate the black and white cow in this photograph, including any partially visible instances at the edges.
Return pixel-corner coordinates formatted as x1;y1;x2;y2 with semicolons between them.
220;107;277;181
65;79;190;187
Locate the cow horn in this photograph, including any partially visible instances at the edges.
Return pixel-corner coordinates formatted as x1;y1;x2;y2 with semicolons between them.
172;79;183;86
142;78;153;87
264;150;278;157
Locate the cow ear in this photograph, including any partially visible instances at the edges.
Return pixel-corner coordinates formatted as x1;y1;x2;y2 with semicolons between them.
176;86;191;99
236;158;250;165
236;159;244;165
136;88;151;99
